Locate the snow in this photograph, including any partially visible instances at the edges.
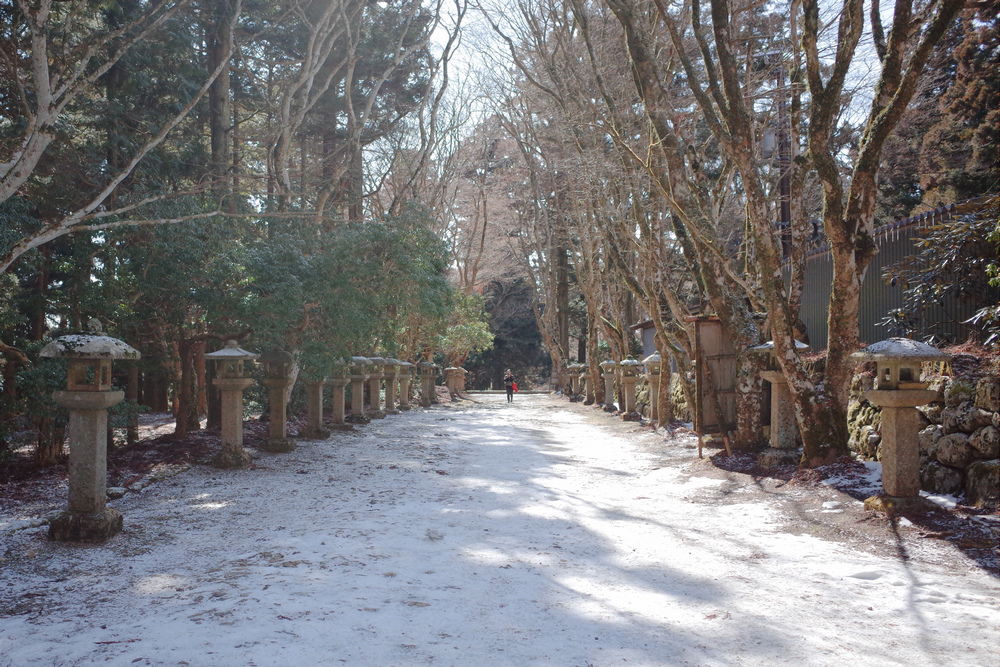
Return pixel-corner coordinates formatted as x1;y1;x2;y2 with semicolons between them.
921;491;961;510
1;395;997;666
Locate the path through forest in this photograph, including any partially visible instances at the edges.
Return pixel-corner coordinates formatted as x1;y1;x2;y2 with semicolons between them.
1;395;997;666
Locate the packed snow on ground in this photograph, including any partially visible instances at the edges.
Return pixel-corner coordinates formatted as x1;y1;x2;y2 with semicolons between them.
1;395;997;667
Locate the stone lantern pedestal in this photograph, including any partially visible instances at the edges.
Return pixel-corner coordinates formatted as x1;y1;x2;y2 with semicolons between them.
40;319;139;542
642;353;662;423
348;357;371;424
582;363;595;405
752;340;809;467
213;377;255;467
329;378;349;425
430;365;441;404
261;377;296;451
328;361;351;430
418;362;437;407
757;371;800;466
366;358;386;419
302;379;331;439
259;350;296;452
566;363;582;397
51;390;127;541
205;340;259;468
852;338;950;511
600;360;618;412
619;358;642;421
398;362;414;410
383;360;400;414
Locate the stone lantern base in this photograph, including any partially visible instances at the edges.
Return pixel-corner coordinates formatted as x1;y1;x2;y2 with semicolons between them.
211;448;253;469
863;494;937;515
758;448;801;467
260;436;296;453
49;508;123;543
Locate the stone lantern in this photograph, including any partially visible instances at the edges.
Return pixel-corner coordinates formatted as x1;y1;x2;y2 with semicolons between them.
752;340;809;467
619;358;643;421
205;341;259;468
347;357;371;423
599;360;618;412
327;359;351;428
852;338;950;508
366;357;386;418
418;361;438;407
642;352;662;423
40;319;139;542
581;363;595;405
259;350;296;452
397;361;415;410
444;366;467;398
566;363;583;396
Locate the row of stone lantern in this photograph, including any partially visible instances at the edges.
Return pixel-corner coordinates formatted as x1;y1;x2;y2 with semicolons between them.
561;354;664;421
39;320;446;542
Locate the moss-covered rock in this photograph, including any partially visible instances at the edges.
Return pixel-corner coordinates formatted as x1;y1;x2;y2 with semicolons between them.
942;402;994;435
918;424;943;458
670;374;690;422
974;375;1000;412
918;402;944;424
944;378;975;407
936;433;976;468
635;382;650;417
964;459;999;510
920;461;965;496
969;425;1000;459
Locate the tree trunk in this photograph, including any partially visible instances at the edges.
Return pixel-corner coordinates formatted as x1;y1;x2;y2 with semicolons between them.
35;418;64;467
208;0;233;204
126;364;139;446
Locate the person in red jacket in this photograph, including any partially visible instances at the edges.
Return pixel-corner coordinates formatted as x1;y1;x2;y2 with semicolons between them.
504;370;516;403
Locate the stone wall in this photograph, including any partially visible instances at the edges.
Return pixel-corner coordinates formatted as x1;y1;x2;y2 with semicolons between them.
847;359;999;509
635;375;691;423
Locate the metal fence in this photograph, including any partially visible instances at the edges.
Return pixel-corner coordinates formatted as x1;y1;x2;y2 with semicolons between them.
792;200;994;349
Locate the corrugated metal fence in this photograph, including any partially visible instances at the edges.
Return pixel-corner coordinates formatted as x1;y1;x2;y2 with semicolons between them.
793;199;994;349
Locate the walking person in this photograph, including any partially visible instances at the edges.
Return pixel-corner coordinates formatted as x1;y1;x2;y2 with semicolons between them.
504;369;516;403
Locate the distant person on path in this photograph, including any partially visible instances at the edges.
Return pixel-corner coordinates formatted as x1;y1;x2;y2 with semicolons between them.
504;370;516;403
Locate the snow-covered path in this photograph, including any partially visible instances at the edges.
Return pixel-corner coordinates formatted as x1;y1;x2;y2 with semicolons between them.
1;395;997;666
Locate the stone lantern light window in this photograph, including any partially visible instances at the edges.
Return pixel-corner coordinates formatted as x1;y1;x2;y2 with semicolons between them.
260;349;294;379
642;352;661;375
206;340;259;377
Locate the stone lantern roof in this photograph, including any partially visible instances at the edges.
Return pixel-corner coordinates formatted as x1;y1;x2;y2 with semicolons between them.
642;352;661;373
850;338;950;363
205;340;259;361
40;319;140;360
619;358;642;376
750;339;810;353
